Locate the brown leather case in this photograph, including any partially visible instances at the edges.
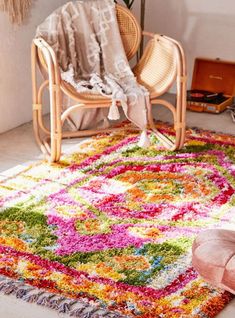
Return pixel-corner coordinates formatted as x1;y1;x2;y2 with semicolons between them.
187;58;235;113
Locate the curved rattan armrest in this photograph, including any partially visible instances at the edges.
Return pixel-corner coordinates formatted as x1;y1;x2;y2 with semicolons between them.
33;37;60;74
33;38;112;104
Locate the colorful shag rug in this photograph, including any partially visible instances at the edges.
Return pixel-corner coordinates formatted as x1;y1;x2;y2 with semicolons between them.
0;122;235;318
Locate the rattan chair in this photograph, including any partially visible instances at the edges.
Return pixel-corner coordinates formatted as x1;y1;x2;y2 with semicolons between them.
31;4;187;162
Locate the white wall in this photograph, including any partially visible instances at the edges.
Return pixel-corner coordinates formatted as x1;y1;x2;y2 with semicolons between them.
0;0;69;134
133;0;235;88
1;0;235;133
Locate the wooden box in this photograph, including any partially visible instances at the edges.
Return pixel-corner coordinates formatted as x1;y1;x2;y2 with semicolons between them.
187;58;235;113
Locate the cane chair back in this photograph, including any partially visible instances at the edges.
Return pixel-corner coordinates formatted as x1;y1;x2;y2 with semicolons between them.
133;35;177;96
116;5;141;60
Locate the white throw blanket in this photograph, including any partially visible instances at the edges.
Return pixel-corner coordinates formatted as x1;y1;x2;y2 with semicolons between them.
36;0;151;147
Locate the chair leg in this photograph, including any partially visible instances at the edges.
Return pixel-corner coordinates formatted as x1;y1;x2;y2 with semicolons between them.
32;80;61;162
48;85;62;163
33;107;50;158
148;100;180;151
179;82;187;150
54;108;62;163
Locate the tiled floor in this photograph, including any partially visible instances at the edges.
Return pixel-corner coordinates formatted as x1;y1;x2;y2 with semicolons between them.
0;101;235;317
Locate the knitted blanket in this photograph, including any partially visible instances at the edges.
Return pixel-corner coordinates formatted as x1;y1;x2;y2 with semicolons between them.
36;0;150;146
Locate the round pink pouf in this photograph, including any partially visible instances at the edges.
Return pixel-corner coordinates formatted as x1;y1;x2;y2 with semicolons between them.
192;229;235;294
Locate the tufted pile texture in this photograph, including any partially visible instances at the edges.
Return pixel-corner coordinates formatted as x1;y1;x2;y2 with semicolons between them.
0;122;234;317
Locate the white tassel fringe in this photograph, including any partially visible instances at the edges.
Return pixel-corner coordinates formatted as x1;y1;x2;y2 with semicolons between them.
108;100;120;120
138;130;150;148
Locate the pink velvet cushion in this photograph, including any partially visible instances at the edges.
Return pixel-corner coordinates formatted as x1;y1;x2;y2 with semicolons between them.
192;229;235;294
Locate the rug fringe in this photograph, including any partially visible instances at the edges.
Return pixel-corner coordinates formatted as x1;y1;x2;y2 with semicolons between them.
23;291;45;303
48;296;66;310
0;275;128;317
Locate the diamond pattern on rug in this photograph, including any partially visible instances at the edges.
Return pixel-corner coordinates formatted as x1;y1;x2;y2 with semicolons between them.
0;122;235;317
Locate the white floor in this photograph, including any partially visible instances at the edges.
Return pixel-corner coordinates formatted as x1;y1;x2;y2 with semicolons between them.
0;102;235;317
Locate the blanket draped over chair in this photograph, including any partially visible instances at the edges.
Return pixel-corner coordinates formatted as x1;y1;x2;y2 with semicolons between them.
36;0;150;147
0;0;31;24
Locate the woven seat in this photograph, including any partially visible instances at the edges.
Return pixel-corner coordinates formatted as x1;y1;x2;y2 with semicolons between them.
32;4;187;162
61;82;111;103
